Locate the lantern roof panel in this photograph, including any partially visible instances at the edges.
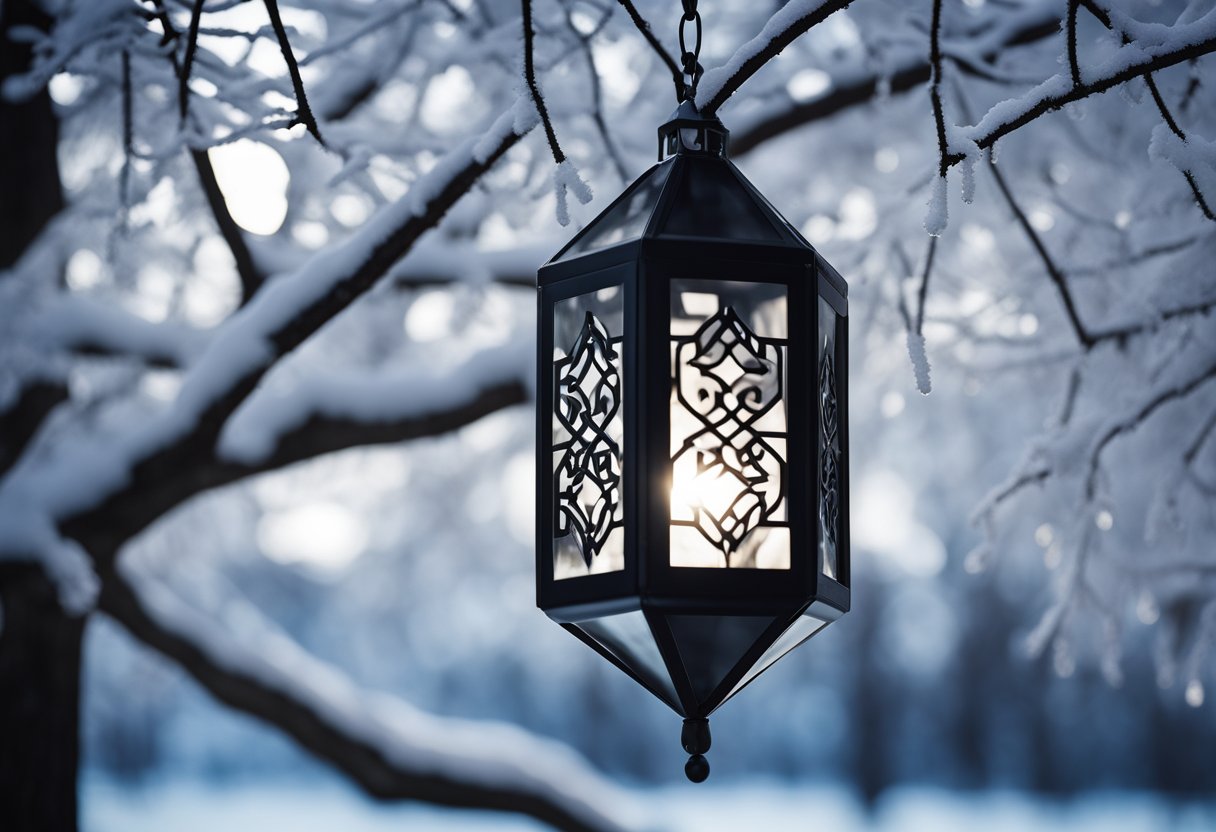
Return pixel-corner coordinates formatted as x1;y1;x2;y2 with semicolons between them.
548;160;674;263
653;157;793;243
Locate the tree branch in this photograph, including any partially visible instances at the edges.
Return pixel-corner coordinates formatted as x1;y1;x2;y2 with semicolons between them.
522;0;566;164
1086;361;1216;498
930;0;949;178
98;568;630;832
1067;0;1082;88
262;0;327;146
54;111;530;565
985;150;1094;349
730;5;1063;155
0;382;67;479
179;0;205;124
153;0;267;302
947;25;1216;167
1077;0;1215;221
189;148;266;303
697;0;854;116
915;235;936;336
564;3;628;181
614;0;683;101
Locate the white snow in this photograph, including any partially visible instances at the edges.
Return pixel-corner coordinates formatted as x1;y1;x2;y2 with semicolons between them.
83;777;1216;832
924;176;949;237
551;160;594;228
0;101;535;609
963;8;1216;148
905;332;932;395
697;0;844;110
219;339;531;464
117;564;640;831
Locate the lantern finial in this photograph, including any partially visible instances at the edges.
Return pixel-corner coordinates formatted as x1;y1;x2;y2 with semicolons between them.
681;717;712;782
657;100;729;161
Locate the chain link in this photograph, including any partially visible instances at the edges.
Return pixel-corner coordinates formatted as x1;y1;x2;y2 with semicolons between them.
677;0;702;101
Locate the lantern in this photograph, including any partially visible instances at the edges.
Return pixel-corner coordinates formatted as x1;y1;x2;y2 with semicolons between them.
536;101;849;781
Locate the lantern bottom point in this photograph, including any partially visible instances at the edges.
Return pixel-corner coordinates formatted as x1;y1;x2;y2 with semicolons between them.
684;753;710;783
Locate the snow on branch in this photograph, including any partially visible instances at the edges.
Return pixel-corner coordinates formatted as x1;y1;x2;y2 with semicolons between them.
0;100;537;591
522;0;592;225
696;0;855;115
729;0;1063;156
34;295;208;369
260;0;327;146
100;565;636;832
219;340;532;464
1085;359;1216;500
948;9;1216;168
614;0;684;100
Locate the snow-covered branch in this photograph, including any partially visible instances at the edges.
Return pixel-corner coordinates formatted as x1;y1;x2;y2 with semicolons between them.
730;1;1062;155
35;295;208;369
2;100;536;583
99;565;636;832
218;341;531;465
947;11;1216;168
697;0;854;115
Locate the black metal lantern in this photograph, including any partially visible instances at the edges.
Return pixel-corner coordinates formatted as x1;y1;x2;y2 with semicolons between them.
536;101;849;781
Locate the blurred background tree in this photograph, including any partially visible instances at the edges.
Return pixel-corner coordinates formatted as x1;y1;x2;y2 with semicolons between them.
1;1;1214;830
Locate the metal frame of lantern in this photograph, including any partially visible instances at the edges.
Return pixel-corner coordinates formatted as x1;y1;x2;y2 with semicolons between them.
536;101;849;780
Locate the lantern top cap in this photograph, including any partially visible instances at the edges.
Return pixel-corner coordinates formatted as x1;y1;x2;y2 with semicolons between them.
658;100;729;160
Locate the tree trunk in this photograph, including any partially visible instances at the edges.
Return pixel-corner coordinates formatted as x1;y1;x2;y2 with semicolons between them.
0;566;84;832
1;2;78;829
1;0;63;269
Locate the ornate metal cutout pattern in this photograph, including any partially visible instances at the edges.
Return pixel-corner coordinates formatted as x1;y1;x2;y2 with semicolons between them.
819;335;840;556
672;306;786;565
553;311;623;566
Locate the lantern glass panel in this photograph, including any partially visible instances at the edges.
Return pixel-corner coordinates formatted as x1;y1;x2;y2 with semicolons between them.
578;612;680;708
552;286;626;580
669;279;790;570
661;162;783;242
723;612;828;703
818;296;842;581
558;164;671;260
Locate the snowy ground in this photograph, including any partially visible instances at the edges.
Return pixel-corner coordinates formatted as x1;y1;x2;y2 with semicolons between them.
84;778;1216;832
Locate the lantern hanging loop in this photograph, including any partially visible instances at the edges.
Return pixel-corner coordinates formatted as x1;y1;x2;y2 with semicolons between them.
677;0;703;101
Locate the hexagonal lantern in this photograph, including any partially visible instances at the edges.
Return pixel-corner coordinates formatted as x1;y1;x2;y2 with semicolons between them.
536;101;849;781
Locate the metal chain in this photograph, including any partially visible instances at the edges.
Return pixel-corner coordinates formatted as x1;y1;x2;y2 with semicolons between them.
677;0;702;101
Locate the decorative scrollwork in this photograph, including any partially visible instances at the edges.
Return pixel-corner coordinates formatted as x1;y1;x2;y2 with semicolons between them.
672;306;786;565
819;337;840;558
553;311;623;566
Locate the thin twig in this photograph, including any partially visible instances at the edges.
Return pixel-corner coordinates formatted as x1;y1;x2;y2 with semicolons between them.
1087;361;1216;498
153;0;265;302
180;0;205;123
731;7;1061;155
522;0;565;164
1088;297;1216;345
944;31;1216;167
929;0;949;178
1077;0;1215;222
1144;74;1216;221
1184;408;1216;467
262;0;326;145
698;0;854;115
563;4;628;181
915;236;936;336
985;149;1094;350
1066;0;1082;88
120;49;133;215
614;0;683;100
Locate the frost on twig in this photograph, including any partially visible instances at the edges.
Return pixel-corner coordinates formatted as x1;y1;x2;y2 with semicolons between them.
906;331;932;395
924;174;948;236
552;160;593;228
